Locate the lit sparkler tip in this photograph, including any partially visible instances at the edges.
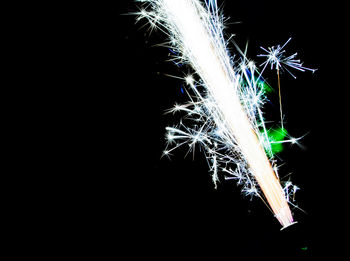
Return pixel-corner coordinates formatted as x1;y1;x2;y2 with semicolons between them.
275;205;294;227
280;221;298;231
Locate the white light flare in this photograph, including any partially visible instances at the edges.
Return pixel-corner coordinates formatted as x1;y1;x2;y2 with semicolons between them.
137;0;296;228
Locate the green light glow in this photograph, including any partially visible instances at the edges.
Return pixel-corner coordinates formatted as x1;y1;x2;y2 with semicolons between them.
257;79;273;94
262;127;288;156
239;75;273;94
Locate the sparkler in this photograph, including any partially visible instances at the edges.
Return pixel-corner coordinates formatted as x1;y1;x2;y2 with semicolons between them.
136;0;310;228
258;38;316;128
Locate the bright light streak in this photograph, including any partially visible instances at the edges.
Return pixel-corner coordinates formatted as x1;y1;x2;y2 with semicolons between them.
135;0;308;228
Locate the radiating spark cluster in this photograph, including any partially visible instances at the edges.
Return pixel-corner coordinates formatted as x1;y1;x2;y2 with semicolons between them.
136;0;311;228
259;37;316;78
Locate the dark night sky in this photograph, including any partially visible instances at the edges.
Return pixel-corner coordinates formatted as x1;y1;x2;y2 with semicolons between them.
60;1;348;260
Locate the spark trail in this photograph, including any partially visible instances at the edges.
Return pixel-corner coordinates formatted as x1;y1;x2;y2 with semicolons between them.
258;38;316;128
136;0;306;228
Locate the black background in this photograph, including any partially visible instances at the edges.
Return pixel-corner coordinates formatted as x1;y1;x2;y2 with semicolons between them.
53;1;348;260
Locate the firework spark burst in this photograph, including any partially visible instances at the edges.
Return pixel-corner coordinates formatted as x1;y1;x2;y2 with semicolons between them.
258;37;316;78
258;38;315;128
135;0;311;228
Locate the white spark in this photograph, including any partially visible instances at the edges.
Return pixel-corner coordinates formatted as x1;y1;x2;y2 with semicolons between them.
258;37;316;78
